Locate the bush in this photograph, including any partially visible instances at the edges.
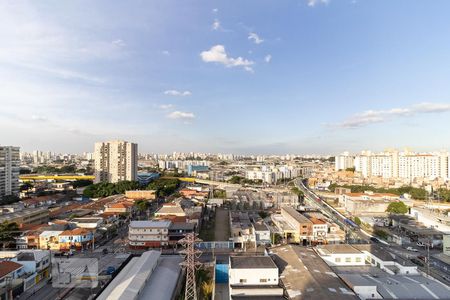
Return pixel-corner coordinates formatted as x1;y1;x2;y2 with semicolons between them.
386;201;408;214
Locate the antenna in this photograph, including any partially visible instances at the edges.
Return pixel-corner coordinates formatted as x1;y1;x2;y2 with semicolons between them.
179;233;203;300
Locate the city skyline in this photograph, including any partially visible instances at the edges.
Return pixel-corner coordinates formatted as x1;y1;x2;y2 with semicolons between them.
2;1;450;154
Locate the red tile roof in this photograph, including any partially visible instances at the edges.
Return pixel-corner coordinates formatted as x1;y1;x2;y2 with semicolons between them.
59;228;92;236
0;261;23;278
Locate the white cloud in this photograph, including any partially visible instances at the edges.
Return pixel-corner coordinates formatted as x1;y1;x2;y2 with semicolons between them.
164;90;192;97
161;50;170;56
248;32;264;44
307;0;329;7
112;39;125;47
264;54;272;63
11;62;106;84
31;115;48;122
212;8;219;13
413;102;450;113
159;104;174;109
200;45;254;72
212;19;221;31
334;102;450;128
167;111;195;120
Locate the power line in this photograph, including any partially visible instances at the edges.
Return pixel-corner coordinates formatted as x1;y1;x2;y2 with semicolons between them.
179;233;202;300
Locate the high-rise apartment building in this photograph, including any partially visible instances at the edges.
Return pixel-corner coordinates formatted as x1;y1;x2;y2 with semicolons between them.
0;146;20;198
335;152;355;171
338;150;450;180
94;140;138;183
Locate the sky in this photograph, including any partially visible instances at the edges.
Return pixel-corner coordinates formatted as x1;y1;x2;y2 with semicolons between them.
1;0;450;155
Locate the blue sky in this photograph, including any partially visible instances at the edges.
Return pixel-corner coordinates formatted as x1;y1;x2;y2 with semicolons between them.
1;0;450;154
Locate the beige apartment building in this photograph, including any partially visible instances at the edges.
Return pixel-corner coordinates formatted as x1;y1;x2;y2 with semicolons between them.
94;140;138;183
0;146;20;198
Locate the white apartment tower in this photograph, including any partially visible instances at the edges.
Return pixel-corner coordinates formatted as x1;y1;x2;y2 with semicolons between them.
0;146;20;198
335;152;355;171
340;150;450;180
94;140;138;183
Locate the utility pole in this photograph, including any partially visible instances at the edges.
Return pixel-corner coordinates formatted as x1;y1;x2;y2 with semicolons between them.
427;238;431;276
179;233;202;300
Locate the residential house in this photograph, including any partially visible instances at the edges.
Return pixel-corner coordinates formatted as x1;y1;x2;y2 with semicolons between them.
128;220;171;249
155;203;186;218
38;231;62;250
0;261;24;300
58;228;94;251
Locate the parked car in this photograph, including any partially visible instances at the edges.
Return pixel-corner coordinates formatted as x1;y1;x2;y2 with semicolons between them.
102;248;109;254
106;266;116;275
410;258;425;267
443;275;450;282
406;247;418;252
417;255;427;262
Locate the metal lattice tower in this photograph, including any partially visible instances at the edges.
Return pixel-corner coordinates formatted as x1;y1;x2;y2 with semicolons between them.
179;233;202;300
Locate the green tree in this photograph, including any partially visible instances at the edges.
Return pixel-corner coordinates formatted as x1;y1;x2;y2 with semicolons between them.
228;176;244;184
83;181;140;198
328;184;428;200
273;233;283;244
354;216;362;226
259;211;269;219
386;201;408;214
0;195;20;206
135;200;149;213
213;189;226;199
374;229;388;240
72;180;93;188
0;222;20;249
146;178;180;197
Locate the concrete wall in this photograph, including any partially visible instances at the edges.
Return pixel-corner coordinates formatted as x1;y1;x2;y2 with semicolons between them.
229;268;278;286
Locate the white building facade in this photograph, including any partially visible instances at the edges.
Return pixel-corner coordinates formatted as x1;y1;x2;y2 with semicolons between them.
94;140;138;183
0;146;20;198
338;150;450;180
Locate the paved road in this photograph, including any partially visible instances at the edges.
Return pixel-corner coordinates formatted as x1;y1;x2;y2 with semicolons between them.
214;207;230;241
295;179;369;243
295;180;450;285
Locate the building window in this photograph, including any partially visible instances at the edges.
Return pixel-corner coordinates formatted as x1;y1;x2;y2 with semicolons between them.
239;279;247;283
345;257;351;263
260;279;267;283
355;257;362;263
335;257;341;263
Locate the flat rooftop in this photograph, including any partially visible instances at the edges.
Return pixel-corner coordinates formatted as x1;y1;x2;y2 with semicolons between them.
230;256;277;269
0;207;47;221
271;245;358;300
129;220;171;228
138;255;183;300
340;273;450;299
97;251;182;300
316;244;362;255
281;206;312;224
352;244;416;266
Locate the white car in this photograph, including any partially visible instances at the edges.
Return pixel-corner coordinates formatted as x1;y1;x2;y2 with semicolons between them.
416;242;425;247
406;247;418;252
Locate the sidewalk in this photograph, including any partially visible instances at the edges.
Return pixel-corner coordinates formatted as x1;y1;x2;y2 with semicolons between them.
19;278;50;300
